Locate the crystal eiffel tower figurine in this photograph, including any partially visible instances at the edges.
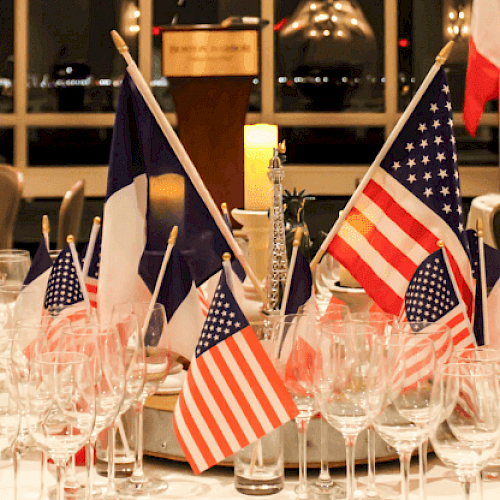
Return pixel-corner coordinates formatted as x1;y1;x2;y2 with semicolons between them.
266;142;288;312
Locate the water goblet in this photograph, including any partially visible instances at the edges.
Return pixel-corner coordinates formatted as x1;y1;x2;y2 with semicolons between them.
350;311;398;500
116;302;171;499
102;305;146;500
59;322;126;499
372;335;440;500
0;250;31;288
429;361;500;500
27;351;96;500
309;301;351;500
268;311;318;500
397;321;453;500
317;321;386;500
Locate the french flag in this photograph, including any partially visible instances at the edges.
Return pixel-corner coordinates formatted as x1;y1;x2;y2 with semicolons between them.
464;0;500;137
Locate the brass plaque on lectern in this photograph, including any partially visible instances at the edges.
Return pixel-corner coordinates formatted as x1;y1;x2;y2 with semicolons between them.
162;30;258;77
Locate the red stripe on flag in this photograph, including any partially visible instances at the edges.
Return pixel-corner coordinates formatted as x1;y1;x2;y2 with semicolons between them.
346;207;417;281
443;248;473;319
328;235;403;315
210;346;265;438
240;327;299;419
363;180;439;253
225;333;280;428
196;355;248;448
185;365;233;458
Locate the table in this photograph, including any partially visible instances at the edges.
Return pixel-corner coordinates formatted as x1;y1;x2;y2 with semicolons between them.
3;452;499;500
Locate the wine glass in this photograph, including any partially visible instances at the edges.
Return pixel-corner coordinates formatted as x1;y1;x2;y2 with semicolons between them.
27;351;96;500
0;343;21;500
429;361;500;500
116;302;171;499
316;321;385;500
350;311;398;500
0;284;44;330
268;311;318;500
310;300;351;500
103;305;146;500
59;322;126;499
372;335;440;500
0;250;31;288
397;321;453;500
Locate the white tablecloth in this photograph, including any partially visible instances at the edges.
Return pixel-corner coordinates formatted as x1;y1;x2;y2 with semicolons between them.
4;452;500;499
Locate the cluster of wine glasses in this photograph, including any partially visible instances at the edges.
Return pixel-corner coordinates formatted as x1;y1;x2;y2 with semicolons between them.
0;270;172;500
268;301;500;500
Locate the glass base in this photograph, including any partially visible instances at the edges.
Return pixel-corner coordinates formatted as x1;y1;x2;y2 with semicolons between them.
308;479;346;500
353;481;394;500
48;483;102;500
116;477;168;499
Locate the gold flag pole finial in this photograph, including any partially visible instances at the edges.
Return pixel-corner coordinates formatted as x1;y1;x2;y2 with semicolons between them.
293;226;304;247
477;218;484;238
435;41;454;66
111;30;129;55
221;202;229;214
66;235;74;244
42;215;50;234
437;239;444;249
168;225;179;245
93;216;101;225
222;252;232;262
278;140;286;155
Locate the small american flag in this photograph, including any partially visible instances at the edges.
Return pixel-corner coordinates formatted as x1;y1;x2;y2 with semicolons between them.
173;269;298;474
80;233;101;310
327;68;474;325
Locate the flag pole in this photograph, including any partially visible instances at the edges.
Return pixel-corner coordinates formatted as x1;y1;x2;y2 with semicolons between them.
438;240;477;346
42;215;50;251
280;227;303;316
67;235;92;315
110;30;266;305
82;216;101;278
477;219;490;345
309;41;455;271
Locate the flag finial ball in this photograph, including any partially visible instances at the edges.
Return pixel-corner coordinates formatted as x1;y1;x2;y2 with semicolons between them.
67;235;74;244
222;252;231;262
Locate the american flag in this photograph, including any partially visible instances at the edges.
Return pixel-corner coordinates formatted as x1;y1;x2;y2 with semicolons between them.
327;68;475;327
173;268;298;474
80;233;101;310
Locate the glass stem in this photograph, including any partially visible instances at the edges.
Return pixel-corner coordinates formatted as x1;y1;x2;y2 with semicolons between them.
296;415;311;500
105;423;117;499
367;425;377;495
419;439;428;500
55;459;65;500
399;450;412;500
345;435;358;500
459;477;471;500
476;472;483;500
39;450;47;500
318;417;333;485
13;445;18;500
86;438;97;497
131;399;146;483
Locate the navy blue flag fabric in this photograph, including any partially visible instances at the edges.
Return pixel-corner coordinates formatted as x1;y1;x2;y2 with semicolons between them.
107;73;231;287
467;229;500;345
285;249;313;315
403;248;475;351
24;240;52;286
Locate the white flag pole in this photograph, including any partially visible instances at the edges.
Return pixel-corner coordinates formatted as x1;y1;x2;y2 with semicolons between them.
67;235;92;315
110;30;266;305
82;216;101;278
310;41;455;271
477;219;490;345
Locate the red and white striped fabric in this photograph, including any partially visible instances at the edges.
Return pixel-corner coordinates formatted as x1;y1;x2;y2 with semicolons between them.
328;169;474;320
464;0;500;137
173;271;298;474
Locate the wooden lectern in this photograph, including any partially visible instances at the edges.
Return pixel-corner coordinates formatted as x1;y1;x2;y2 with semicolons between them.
160;23;261;212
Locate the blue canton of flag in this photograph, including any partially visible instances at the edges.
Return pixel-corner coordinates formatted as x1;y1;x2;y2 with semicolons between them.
285;249;313;315
404;248;474;351
24;240;53;286
327;68;475;323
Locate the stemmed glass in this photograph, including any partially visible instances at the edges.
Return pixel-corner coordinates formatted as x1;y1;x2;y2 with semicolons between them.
316;321;386;500
309;301;351;500
350;311;398;500
103;305;146;500
0;343;21;500
397;321;453;500
270;312;318;500
372;335;440;500
0;284;44;330
116;302;171;499
27;351;96;500
429;361;500;500
59;322;126;499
